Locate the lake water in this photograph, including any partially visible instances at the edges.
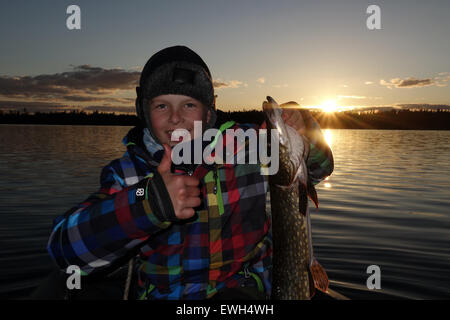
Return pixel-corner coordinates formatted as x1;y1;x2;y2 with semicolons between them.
0;124;449;300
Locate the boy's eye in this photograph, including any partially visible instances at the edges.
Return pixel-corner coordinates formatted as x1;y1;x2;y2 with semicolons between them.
154;104;167;110
185;103;196;108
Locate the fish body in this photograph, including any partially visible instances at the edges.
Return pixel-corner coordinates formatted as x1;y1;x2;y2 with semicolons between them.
263;96;312;300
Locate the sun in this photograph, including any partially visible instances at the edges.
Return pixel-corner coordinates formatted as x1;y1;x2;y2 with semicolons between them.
320;99;339;113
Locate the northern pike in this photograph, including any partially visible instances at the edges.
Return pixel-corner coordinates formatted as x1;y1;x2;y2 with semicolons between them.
263;96;331;300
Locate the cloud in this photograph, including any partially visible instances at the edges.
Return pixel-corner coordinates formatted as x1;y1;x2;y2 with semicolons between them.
256;77;265;84
273;84;288;88
0;100;71;112
62;95;135;104
380;77;434;89
0;65;140;101
0;65;140;114
338;95;366;99
212;80;228;88
82;105;136;113
365;81;374;85
380;73;450;89
434;74;450;87
213;79;246;89
397;78;433;87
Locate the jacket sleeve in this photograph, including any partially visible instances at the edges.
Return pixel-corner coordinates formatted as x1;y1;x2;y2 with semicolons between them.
300;110;334;185
46;160;176;275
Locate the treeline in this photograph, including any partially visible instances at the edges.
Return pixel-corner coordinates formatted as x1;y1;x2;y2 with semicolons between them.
1;109;449;130
0;110;140;126
312;109;450;130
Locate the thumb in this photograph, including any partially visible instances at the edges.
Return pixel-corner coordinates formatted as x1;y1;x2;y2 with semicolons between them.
157;144;172;174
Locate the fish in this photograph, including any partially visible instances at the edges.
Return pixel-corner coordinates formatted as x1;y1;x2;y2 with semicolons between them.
263;96;330;300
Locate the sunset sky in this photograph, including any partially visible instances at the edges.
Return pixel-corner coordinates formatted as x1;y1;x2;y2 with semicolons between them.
0;0;449;113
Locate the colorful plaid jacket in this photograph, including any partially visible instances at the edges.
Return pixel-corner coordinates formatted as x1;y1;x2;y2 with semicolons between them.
47;119;333;300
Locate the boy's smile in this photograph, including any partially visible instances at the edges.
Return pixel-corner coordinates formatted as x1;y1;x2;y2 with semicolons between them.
149;94;211;147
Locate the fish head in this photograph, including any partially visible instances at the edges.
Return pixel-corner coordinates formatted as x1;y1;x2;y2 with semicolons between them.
263;96;292;152
263;96;307;186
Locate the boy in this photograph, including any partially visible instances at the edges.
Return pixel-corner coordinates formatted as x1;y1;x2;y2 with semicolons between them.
47;46;333;300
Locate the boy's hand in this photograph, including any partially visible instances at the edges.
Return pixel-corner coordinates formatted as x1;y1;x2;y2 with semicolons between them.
157;144;201;220
281;108;306;136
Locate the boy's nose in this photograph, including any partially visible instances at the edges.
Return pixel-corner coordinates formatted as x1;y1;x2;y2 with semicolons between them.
169;109;182;124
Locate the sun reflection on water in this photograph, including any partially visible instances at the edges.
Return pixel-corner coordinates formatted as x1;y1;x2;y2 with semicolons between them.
324;129;333;148
322;131;332;188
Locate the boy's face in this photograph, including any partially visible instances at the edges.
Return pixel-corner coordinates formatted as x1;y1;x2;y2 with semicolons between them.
149;94;211;147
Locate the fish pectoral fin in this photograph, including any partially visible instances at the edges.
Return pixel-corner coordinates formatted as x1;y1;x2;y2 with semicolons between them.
307;179;319;208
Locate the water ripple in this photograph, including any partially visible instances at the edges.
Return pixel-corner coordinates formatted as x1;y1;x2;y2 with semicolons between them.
1;126;449;299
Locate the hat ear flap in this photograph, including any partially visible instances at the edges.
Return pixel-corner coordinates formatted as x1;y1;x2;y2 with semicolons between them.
213;94;217;111
135;86;147;127
135;86;142;114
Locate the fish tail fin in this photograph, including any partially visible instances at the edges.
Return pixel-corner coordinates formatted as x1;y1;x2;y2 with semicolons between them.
309;257;330;294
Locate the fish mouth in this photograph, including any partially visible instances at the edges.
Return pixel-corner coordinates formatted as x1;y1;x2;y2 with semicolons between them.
267;96;276;105
263;96;290;146
263;96;277;120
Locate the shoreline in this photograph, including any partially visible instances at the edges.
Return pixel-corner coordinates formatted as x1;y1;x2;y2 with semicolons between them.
1;109;450;130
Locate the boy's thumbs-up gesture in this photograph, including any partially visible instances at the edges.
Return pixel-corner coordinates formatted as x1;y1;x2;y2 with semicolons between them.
157;144;201;220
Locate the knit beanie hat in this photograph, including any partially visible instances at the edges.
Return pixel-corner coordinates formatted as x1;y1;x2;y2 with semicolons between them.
135;46;216;140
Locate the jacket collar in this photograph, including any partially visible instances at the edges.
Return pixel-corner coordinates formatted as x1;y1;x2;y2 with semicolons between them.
122;121;237;171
